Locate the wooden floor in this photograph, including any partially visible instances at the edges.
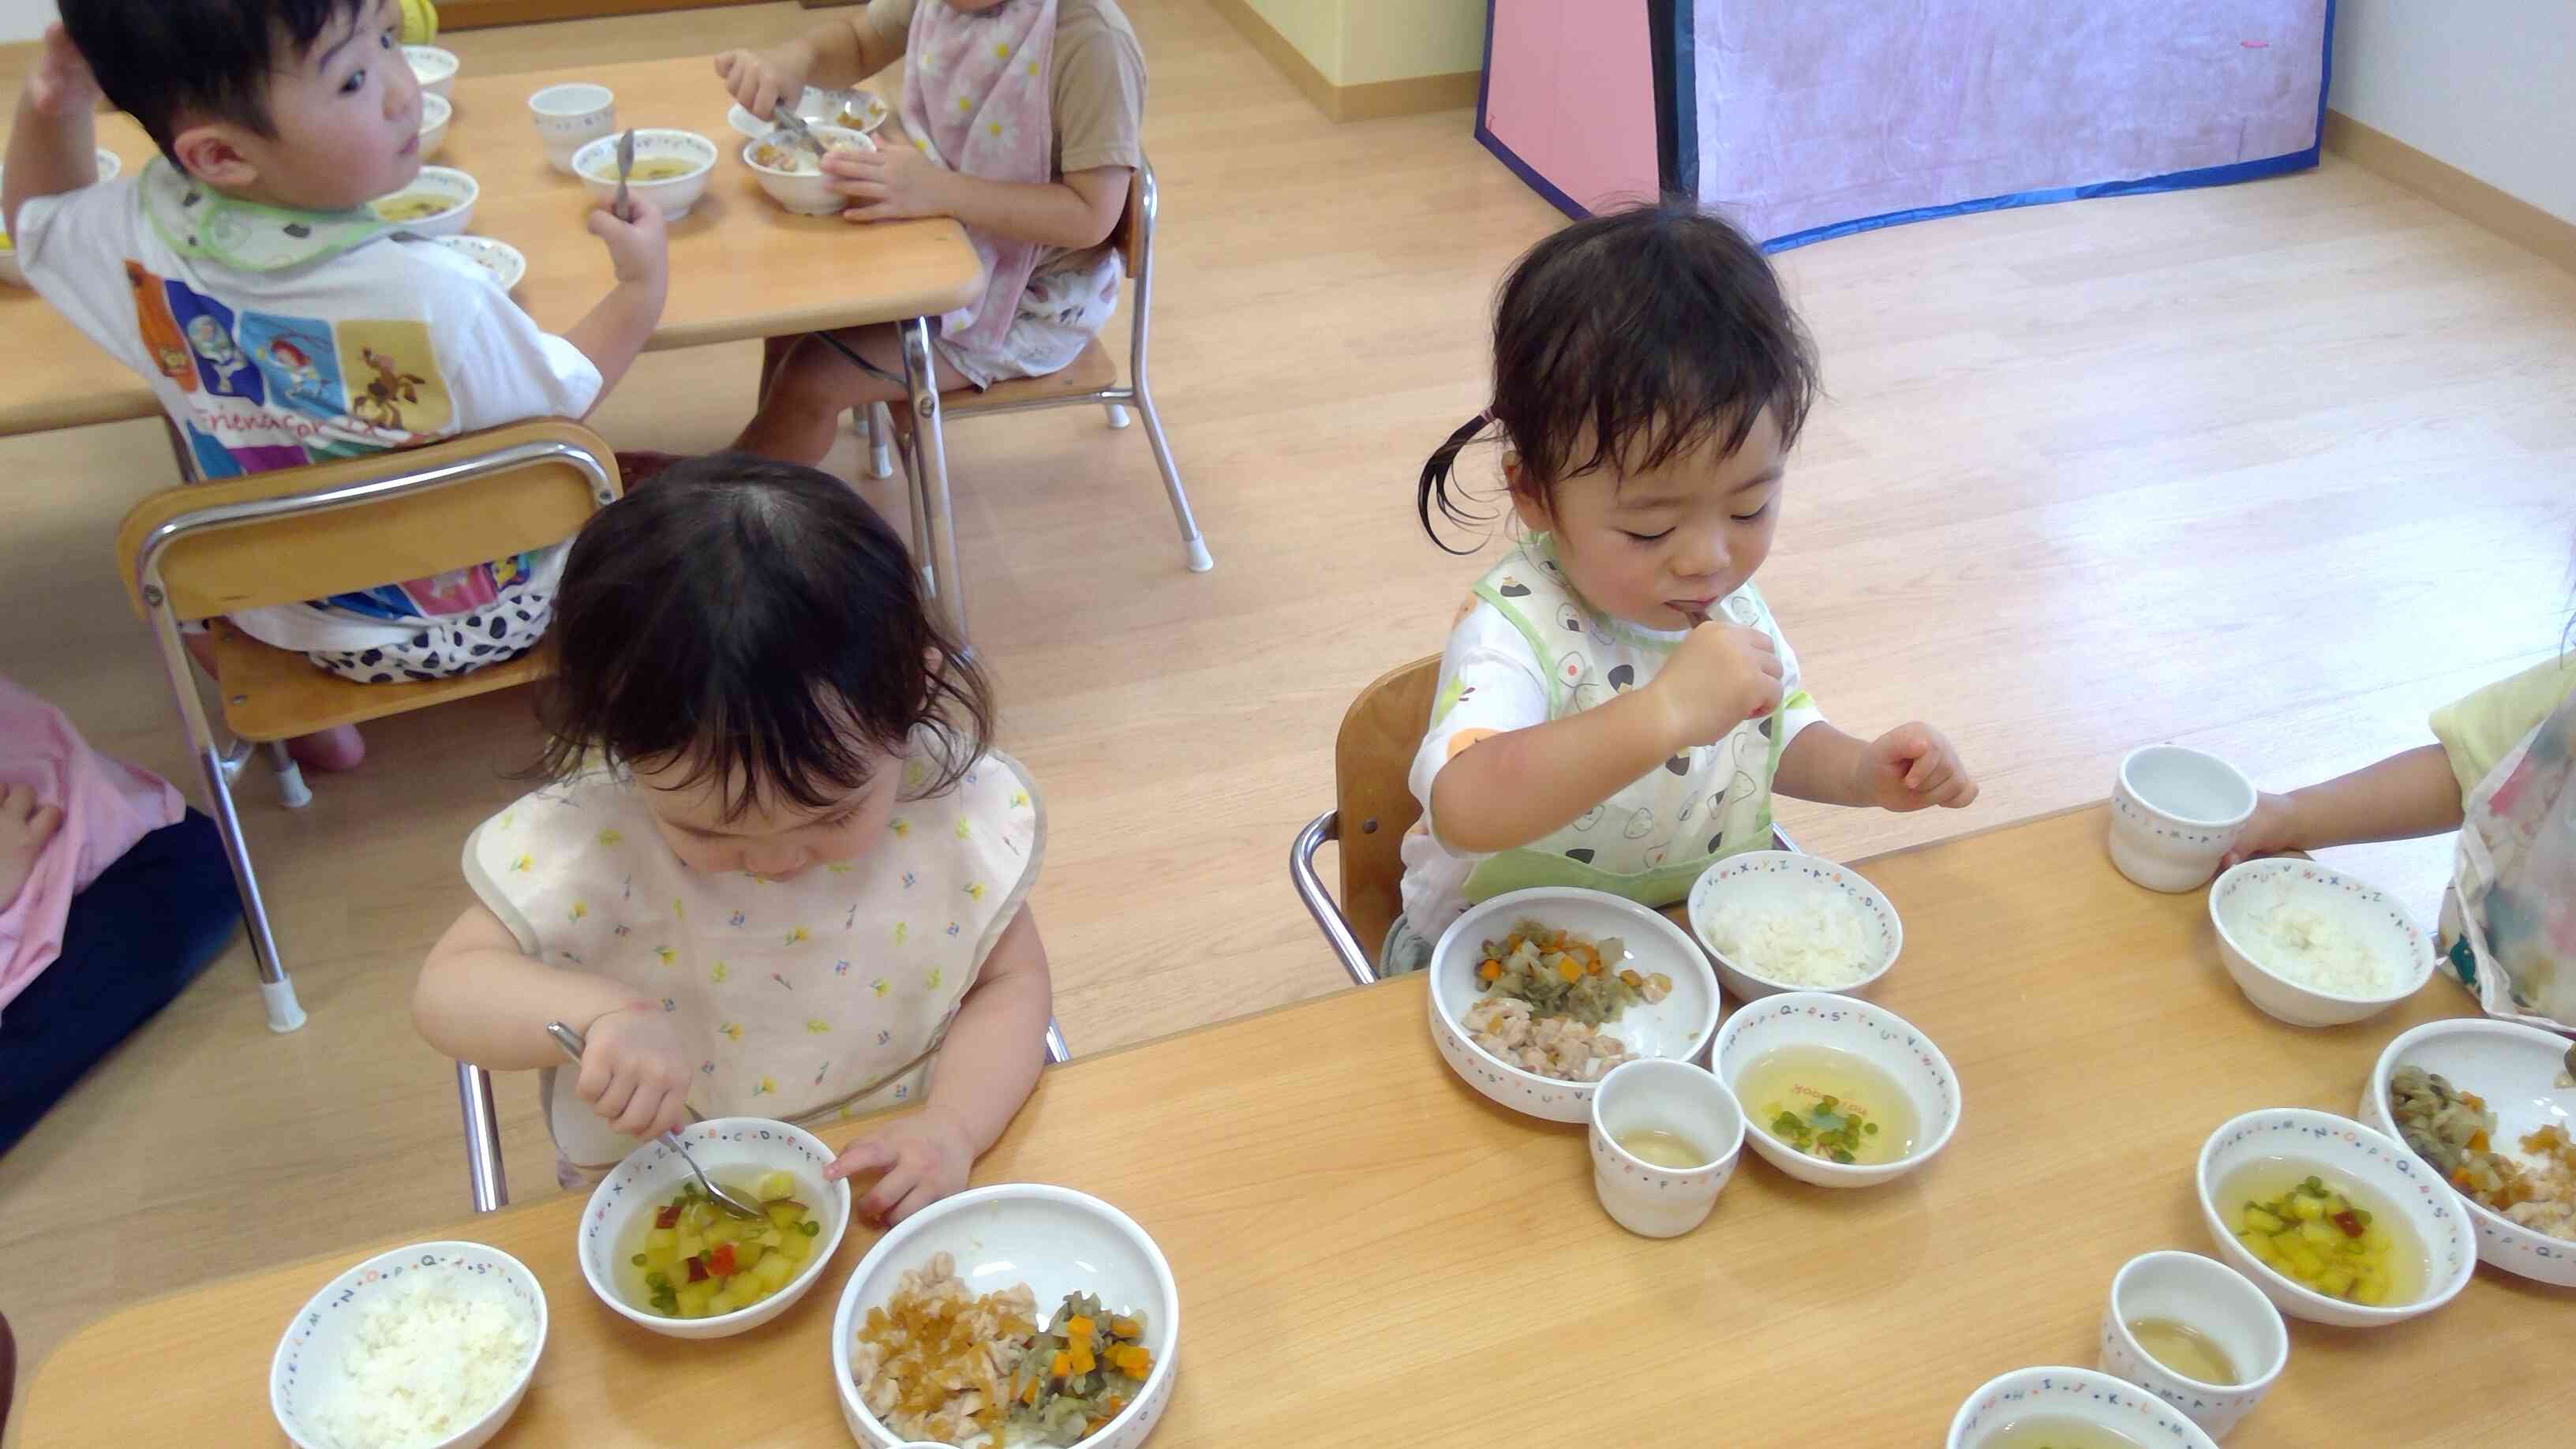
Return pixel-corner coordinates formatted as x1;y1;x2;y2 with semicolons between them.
4;0;2574;1384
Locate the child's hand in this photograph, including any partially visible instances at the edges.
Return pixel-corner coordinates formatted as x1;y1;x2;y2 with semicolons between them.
28;25;100;118
0;781;65;910
826;1104;975;1225
826;142;949;224
1650;623;1784;748
586;198;667;285
2222;792;2304;867
1852;723;1978;812
575;1004;695;1139
714;42;811;124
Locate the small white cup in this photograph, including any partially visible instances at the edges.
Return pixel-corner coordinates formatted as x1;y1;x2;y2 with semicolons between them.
2108;745;2256;893
1586;1058;1745;1238
530;84;617;175
2098;1251;2288;1441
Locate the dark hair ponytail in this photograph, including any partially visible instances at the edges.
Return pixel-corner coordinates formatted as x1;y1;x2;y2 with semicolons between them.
1415;411;1497;556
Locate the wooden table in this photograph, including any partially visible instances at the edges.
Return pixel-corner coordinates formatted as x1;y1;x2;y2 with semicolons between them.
18;807;2569;1446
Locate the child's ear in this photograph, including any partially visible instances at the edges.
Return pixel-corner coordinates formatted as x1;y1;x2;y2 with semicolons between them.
170;123;260;192
1502;453;1554;534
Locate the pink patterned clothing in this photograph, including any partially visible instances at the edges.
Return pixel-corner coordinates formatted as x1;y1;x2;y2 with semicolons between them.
0;677;186;1019
899;0;1060;358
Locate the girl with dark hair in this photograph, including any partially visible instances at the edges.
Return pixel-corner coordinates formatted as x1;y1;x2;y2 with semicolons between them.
1387;202;1979;973
414;455;1050;1225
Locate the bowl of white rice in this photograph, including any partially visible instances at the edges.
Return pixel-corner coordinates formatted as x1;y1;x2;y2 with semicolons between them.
271;1240;545;1449
2207;859;2435;1027
1686;850;1902;1000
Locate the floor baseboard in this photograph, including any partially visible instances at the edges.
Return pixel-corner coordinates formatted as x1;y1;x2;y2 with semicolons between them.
2323;109;2576;275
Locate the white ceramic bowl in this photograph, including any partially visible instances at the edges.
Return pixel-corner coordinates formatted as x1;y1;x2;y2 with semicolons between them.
270;1241;545;1449
1687;849;1902;999
407;45;459;100
529;83;616;174
577;1117;852;1340
2207;859;2435;1027
573;129;717;221
417;92;452;162
2110;744;2256;893
2194;1107;2477;1327
728;86;892;140
0;152;122;287
372;166;477;238
1427;887;1723;1124
2099;1250;2288;1442
1949;1366;2222;1449
2359;1017;2576;1286
830;1184;1180;1449
742;126;875;215
433;235;526;292
1713;990;1962;1188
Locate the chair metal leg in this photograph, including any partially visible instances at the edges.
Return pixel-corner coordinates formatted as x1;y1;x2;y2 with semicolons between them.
264;739;313;809
1104;403;1131;430
1133;382;1211;574
898;316;969;644
867;402;897;481
1044;1018;1070;1065
1290;810;1378;986
893;414;934;599
458;1061;509;1213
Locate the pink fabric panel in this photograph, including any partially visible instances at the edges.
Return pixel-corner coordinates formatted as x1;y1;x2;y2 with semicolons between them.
1697;1;2329;242
0;676;186;1014
1485;0;1661;212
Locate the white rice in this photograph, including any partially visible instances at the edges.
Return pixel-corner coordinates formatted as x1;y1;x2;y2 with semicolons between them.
2238;893;2400;996
311;1275;532;1449
1701;898;1874;987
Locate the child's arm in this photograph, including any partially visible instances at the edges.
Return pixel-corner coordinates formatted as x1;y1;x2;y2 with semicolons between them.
2;27;102;242
826;904;1052;1224
713;17;900;122
2225;743;2462;865
414;902;698;1139
558;203;668;404
1432;623;1783;853
826;153;1129;253
1775;721;1979;812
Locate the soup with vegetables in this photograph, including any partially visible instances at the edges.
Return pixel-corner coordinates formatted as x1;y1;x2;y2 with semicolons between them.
590;157;697;183
372;194;451;223
1735;1044;1917;1166
2219;1160;2425;1306
617;1170;822;1318
1983;1417;2147;1449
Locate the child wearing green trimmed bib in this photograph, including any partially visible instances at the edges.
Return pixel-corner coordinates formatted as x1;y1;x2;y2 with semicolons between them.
1387;204;1980;973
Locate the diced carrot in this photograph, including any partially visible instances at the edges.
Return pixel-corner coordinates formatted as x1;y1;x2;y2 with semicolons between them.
1069;1339;1098;1374
1050;1350;1072;1379
1066;1313;1095;1340
1585;956;1604;975
2468;1130;2490;1152
1478;960;1502;983
1619;968;1643;987
1555;958;1582;983
1109;1316;1142;1339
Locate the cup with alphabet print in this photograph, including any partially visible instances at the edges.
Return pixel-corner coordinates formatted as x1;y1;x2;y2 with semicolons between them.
1586;1058;1745;1238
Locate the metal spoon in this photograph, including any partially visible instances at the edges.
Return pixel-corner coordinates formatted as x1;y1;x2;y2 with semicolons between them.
545;1020;766;1222
767;103;829;160
610;127;637;223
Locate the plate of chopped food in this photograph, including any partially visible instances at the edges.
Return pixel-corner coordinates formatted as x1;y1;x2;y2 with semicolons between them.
2360;1017;2576;1286
1687;849;1901;999
2207;859;2434;1026
831;1184;1179;1449
269;1240;545;1449
1427;887;1720;1123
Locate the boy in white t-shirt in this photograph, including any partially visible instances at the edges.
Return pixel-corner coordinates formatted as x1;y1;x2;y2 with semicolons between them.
2;0;666;772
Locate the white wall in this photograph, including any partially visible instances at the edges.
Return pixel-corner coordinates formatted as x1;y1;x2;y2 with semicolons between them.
2333;0;2576;223
2;0;54;45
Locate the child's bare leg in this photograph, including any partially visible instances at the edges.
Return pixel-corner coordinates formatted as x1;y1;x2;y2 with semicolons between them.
179;631;367;772
756;334;797;401
733;324;965;466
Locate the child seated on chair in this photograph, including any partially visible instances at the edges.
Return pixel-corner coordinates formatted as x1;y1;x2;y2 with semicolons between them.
412;455;1052;1224
3;1;668;771
713;0;1143;465
1383;203;1983;975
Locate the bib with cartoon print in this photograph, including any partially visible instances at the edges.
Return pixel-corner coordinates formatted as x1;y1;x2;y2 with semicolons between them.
2439;690;2576;1030
1451;539;1803;908
464;749;1044;1171
140;159;398;275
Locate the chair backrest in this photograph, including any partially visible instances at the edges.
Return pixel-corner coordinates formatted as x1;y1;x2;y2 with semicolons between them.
116;419;620;623
1334;655;1443;964
1111;160;1150;279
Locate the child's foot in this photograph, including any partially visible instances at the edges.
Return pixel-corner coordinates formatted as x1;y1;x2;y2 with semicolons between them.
0;782;65;909
286;724;365;773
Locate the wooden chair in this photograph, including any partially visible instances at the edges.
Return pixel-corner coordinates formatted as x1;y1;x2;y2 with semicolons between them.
1290;657;1801;986
115;419;622;1036
863;156;1211;644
